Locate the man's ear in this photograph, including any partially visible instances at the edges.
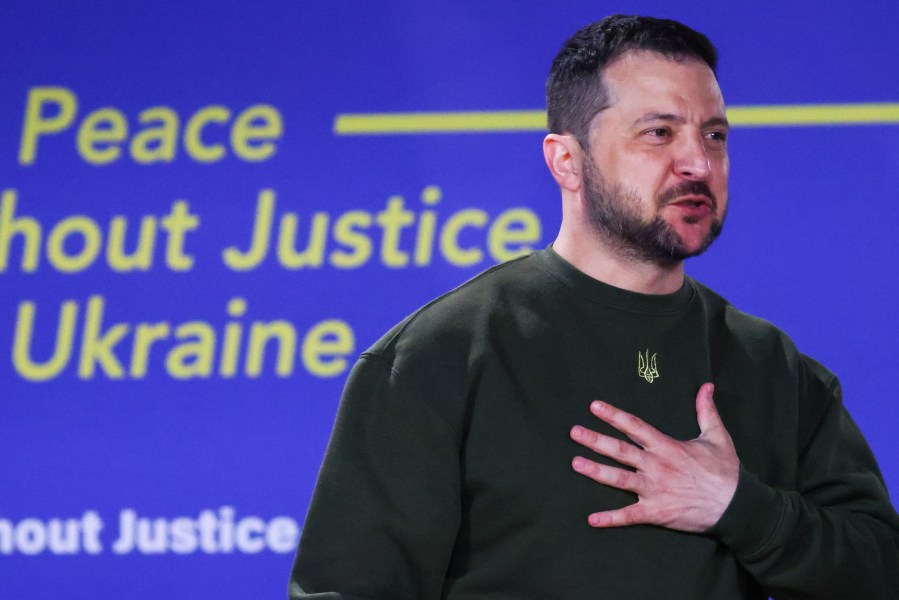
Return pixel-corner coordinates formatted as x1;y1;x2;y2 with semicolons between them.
543;133;583;193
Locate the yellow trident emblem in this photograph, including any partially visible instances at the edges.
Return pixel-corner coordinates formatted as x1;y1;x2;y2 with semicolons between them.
637;349;660;383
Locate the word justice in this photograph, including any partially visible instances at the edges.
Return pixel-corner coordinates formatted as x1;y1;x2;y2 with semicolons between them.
222;185;542;270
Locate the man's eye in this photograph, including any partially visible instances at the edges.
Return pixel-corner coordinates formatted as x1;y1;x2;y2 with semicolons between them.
645;128;670;137
706;130;728;142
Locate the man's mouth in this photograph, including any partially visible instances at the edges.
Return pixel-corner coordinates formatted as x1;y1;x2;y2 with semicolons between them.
657;181;718;212
667;195;716;221
672;195;714;210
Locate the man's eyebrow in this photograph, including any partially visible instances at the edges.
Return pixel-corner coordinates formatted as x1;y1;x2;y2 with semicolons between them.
633;112;683;126
703;116;730;129
632;113;730;128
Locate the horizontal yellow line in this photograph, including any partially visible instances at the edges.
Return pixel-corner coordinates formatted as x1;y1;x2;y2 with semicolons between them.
333;110;547;134
728;103;899;125
333;103;899;135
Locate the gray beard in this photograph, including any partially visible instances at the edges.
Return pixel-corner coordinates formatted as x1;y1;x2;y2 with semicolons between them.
582;158;724;266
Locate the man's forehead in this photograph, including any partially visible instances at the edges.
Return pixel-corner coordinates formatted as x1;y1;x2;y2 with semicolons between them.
599;50;725;118
602;48;715;79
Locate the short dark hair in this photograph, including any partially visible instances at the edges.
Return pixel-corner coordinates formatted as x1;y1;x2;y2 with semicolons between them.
546;15;718;148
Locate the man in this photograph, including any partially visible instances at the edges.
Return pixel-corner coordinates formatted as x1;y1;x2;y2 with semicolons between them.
289;15;899;599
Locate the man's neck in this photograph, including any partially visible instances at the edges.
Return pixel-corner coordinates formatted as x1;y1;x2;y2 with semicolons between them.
552;231;686;295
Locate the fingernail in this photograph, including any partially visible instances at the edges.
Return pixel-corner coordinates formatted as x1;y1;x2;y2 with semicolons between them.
572;457;586;471
591;401;605;412
571;425;584;439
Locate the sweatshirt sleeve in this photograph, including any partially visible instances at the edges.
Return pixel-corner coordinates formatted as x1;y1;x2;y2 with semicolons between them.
288;354;462;600
709;355;899;599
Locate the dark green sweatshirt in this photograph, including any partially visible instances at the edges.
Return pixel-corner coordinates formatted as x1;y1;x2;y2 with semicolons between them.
290;248;899;599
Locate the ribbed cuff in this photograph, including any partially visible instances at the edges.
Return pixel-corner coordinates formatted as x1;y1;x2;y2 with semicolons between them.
708;465;785;560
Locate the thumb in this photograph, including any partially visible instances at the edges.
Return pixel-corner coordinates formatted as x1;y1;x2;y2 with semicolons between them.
696;382;724;435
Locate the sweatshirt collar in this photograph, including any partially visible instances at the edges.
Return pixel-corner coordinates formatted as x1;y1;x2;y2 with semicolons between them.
537;246;695;314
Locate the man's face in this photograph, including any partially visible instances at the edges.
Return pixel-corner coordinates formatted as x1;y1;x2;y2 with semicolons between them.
582;51;730;264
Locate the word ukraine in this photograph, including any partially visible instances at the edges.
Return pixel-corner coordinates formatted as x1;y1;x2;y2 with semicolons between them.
13;295;354;381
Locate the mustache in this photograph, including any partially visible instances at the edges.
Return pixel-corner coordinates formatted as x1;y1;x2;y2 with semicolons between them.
657;181;717;208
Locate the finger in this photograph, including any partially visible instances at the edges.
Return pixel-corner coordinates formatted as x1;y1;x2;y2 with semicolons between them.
694;383;724;435
587;505;647;528
589;401;660;448
570;425;644;468
572;456;643;493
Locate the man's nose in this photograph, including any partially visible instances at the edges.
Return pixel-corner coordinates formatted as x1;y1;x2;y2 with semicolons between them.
673;134;711;180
